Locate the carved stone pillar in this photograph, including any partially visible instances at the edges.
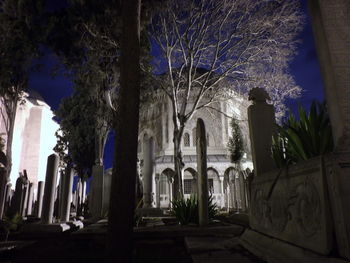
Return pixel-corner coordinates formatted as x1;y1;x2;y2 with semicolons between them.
155;173;160;208
247;88;276;176
142;136;154;208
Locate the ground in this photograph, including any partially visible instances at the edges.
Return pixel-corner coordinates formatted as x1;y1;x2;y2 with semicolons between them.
0;214;265;263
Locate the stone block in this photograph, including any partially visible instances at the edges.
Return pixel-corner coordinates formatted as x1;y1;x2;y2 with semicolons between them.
240;229;349;263
249;156;333;255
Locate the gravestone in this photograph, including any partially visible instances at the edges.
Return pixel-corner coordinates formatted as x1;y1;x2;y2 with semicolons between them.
41;154;59;224
60;165;74;222
26;183;34;216
196;118;209;226
247;88;276;176
35;181;44;218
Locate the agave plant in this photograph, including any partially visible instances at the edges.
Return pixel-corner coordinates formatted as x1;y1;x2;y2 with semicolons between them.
272;101;334;167
171;194;218;225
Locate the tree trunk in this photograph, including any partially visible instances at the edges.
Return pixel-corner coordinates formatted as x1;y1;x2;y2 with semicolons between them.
0;98;17;219
5;99;17;177
173;127;184;199
107;0;141;262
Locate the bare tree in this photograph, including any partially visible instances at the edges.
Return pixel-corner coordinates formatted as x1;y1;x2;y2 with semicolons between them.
149;0;303;198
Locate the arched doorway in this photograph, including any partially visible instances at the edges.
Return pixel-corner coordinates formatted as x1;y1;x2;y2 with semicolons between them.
159;168;175;208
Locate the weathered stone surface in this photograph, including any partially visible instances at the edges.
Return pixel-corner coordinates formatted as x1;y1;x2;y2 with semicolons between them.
249;156;333;255
240;229;349;263
247;88;276;176
142;135;155;208
196;118;209;226
308;0;350;151
41;154;59;224
323;152;350;260
60;166;74;222
35;181;44;218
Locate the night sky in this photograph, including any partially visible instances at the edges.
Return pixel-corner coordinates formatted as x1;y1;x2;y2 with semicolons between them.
27;0;325;169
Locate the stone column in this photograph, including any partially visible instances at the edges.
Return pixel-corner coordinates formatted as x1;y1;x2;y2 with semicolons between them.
247;88;276;176
142;136;154;208
90;164;104;218
35;181;44;218
155;174;160;208
196;118;209;226
26;183;34;216
41;154;59;224
219;177;225;208
239;173;246;212
168;177;173;209
60;166;74;223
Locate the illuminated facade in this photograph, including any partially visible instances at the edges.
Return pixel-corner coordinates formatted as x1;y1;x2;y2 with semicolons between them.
0;91;59;189
138;90;253;210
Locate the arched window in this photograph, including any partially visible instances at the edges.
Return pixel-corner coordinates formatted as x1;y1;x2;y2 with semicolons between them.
207;133;210;146
184;132;190;147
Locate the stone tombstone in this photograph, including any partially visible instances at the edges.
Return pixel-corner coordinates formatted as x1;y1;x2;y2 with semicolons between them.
41;154;59;224
35;181;44;218
142;135;155;208
9;175;26;216
60;165;74;223
247;88;276;176
26;183;34;216
308;1;350;260
20;171;29;217
196;118;209;226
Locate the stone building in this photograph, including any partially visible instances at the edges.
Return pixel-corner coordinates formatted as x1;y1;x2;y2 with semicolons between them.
0;90;59;190
138;90;253;210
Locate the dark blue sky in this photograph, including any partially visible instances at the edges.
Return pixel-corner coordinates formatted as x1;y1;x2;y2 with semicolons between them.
28;0;325;169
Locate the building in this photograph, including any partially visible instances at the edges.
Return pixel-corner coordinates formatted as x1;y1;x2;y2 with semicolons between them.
138;90;253;210
0;90;59;190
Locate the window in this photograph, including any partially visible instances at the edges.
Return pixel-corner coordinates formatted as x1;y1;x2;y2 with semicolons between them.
184;179;193;194
159;174;168;194
184;133;190;147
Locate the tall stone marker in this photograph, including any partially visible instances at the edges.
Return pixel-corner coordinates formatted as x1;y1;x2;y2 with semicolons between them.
60;165;74;222
309;0;350;260
247;88;276;176
35;181;44;218
196;118;209;226
41;154;59;224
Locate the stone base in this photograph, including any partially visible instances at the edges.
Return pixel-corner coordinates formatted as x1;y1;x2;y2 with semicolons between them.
239;229;349;263
66;220;84;230
136;208;164;217
21;223;70;233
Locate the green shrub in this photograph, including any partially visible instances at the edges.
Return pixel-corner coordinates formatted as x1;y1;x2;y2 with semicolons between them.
0;213;22;241
272;101;334;167
171;194;218;225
